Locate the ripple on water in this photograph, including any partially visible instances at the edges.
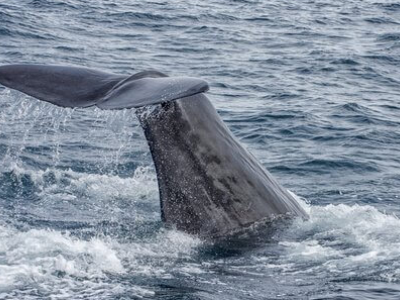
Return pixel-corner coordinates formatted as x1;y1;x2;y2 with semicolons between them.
0;0;400;299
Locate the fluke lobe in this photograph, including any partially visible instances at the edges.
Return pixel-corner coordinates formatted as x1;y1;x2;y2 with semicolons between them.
0;64;308;239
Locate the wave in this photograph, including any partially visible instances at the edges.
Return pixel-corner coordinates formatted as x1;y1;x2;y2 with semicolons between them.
0;223;199;298
1;187;400;298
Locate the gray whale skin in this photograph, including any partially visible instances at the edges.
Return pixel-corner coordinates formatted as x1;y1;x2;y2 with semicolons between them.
0;64;308;239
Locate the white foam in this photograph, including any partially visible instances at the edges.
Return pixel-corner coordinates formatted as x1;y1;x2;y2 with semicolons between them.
0;222;201;297
0;225;123;289
253;202;400;282
3;164;400;284
116;229;202;278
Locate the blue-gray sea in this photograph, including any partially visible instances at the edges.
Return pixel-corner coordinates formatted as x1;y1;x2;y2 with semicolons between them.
0;0;400;299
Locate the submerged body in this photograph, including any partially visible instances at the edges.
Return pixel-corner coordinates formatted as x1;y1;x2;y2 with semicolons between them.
0;64;307;238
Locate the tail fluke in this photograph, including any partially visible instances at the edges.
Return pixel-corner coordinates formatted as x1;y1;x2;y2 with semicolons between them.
0;64;209;109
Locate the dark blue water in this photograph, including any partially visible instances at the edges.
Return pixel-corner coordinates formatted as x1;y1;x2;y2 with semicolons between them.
0;0;400;299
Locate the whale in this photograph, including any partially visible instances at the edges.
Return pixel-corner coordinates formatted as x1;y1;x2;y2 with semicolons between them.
0;64;308;239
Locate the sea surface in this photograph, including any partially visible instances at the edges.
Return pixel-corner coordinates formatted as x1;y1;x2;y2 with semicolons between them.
0;0;400;299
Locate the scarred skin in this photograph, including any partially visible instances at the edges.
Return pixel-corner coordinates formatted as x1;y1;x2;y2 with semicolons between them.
138;94;308;238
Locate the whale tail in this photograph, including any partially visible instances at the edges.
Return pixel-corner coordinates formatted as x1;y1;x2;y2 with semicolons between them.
0;64;209;109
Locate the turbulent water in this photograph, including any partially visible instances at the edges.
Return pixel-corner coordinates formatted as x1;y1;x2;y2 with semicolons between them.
0;0;399;299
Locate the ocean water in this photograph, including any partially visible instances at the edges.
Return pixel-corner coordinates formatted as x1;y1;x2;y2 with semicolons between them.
0;0;400;299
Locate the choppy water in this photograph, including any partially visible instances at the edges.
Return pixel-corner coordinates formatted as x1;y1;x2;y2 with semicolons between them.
0;0;400;299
